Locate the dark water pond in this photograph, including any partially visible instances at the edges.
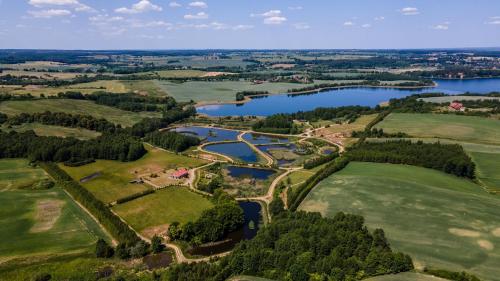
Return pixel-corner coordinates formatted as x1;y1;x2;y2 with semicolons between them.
242;132;290;145
204;142;259;163
257;144;298;166
188;201;262;256
197;78;500;116
226;165;276;180
171;126;239;142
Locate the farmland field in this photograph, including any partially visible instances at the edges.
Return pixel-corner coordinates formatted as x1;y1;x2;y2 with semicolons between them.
313;114;378;134
2;123;101;140
0;159;50;190
299;162;500;281
0;80;127;97
156;80;350;103
112;187;213;238
60;145;208;204
366;272;447;281
0;99;160;127
375;113;500;145
121;80;167;97
0;159;110;262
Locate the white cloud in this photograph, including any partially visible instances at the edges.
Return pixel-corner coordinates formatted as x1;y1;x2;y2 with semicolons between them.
115;0;162;14
189;1;207;8
252;10;282;18
400;7;419;16
28;0;93;12
131;20;173;28
486;16;500;25
28;9;72;18
169;2;181;8
288;6;303;11
89;14;124;26
184;12;209;20
374;16;385;21
264;16;287;25
232;24;254;31
343;21;354;26
432;24;448;30
361;23;371;28
293;22;310;30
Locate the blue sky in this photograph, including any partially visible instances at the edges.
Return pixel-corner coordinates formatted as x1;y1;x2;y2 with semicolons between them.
0;0;499;49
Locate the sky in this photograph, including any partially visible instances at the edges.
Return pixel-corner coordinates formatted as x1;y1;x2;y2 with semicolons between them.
0;0;499;50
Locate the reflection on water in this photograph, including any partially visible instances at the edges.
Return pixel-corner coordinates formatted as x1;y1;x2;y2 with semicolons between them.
171;126;239;142
204;142;259;163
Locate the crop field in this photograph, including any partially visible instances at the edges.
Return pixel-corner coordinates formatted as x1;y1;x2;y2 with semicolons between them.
121;80;167;97
60;145;208;204
375;113;500;145
0;159;50;191
113;187;213;238
299;162;500;281
2;123;101;140
0;159;109;262
0;99;160;127
155;80;344;103
0;80;127;97
366;272;447;281
312;114;378;134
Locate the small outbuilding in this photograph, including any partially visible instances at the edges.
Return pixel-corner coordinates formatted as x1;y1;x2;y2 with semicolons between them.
449;101;464;111
171;169;189;179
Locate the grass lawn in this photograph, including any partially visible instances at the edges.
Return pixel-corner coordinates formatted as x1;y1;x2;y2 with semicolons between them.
113;187;213;238
0;80;127;97
0;159;50;190
155;80;342;103
375;113;500;145
420;96;500;103
299;162;500;281
121;80;167;97
2;123;101;140
60;145;208;204
313;114;379;134
0;99;160;127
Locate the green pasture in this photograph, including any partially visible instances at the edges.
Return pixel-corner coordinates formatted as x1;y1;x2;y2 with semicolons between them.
155;80;346;103
375;113;500;145
300;162;500;281
0;159;50;191
60;144;207;204
2;123;101;140
0;99;160;127
121;80;167;97
112;187;213;237
366;272;447;281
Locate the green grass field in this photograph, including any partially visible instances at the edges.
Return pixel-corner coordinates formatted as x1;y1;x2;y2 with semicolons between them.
2;123;101;140
0;99;160;127
0;159;50;191
155;80;348;103
375;113;500;145
366;272;447;281
121;80;167;97
0;159;110;263
0;80;127;97
60;145;208;204
112;187;213;238
299;162;500;281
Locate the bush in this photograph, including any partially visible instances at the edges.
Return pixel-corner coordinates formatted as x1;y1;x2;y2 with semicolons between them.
95;239;114;258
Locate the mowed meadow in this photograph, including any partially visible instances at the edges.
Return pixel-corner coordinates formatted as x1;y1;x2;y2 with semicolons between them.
0;159;110;263
299;162;500;281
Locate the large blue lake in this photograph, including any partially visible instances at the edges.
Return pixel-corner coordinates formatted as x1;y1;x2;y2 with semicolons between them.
197;78;500;116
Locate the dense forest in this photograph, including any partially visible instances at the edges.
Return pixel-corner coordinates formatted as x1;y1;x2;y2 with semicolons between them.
0;130;146;163
252;114;301;134
168;190;244;245
145;131;200;152
167;211;413;281
347;141;475;178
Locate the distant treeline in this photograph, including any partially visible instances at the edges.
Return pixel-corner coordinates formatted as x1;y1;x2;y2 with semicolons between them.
252;114;301;134
145;131;200;152
58;91;177;112
303;152;339;169
235;91;269;101
352;128;410;138
0;130;146;163
41;162;140;245
168;190;244;245
346;140;475;178
167;211;413;281
411;67;500;79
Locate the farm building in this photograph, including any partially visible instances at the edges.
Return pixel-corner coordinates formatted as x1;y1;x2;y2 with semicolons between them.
171;168;189;179
449;101;465;111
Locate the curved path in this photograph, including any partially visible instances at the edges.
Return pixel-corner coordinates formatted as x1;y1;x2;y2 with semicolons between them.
237;131;274;166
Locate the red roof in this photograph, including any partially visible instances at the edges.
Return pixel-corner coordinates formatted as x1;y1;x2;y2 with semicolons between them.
450;102;463;110
172;169;189;178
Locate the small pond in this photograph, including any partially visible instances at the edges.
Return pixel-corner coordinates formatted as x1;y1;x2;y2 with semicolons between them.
204;142;259;163
226;166;276;180
171;126;239;142
242;132;290;145
257;144;298;166
188;201;262;256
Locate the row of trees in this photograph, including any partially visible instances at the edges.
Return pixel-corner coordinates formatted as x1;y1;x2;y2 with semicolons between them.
346;140;475;178
235;91;269;101
0;130;146;163
351;128;409;138
57;91;177;112
303;152;339;169
168;190;244;245
167;211;414;281
145;131;200;152
252;114;301;134
4;111;119;133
